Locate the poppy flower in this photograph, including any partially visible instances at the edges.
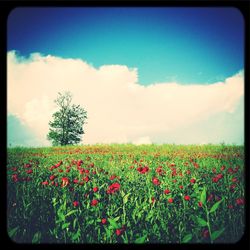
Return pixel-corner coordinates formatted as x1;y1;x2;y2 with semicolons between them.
179;185;183;189
83;176;89;182
190;178;196;184
186;170;191;175
26;169;33;174
221;165;226;171
66;169;70;173
152;177;160;186
107;182;120;194
228;204;233;209
198;201;203;207
73;201;79;207
12;174;18;182
101;218;107;224
58;169;63;173
61;177;69;187
232;177;238;183
236;198;244;206
151;197;156;203
50;175;56;181
93;187;98;192
24;163;32;168
202;229;209;238
77;160;83;166
164;189;170;194
73;179;79;184
184;195;190;201
168;198;173;203
110;175;116;180
91;199;98;206
42;181;49;185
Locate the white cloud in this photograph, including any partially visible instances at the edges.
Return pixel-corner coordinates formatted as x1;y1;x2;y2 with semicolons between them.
7;51;244;146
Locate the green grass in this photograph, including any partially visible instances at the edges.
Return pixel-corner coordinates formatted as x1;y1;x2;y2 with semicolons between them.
7;144;245;243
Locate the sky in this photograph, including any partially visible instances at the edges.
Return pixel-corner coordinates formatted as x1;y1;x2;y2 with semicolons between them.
7;7;244;146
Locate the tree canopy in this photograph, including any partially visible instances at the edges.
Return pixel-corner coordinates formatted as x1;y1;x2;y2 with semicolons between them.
47;92;87;146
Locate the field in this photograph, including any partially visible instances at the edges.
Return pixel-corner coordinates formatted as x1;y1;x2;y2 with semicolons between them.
7;144;245;243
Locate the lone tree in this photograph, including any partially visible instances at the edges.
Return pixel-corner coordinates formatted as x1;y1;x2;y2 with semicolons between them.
47;92;87;146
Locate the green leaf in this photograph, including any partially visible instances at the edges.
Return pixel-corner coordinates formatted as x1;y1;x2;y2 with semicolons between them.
210;199;223;213
62;222;70;230
123;193;130;204
8;226;19;238
182;234;192;243
135;234;147;243
108;218;119;229
72;229;81;241
200;186;206;205
32;232;41;243
65;209;77;217
197;217;207;227
211;228;225;241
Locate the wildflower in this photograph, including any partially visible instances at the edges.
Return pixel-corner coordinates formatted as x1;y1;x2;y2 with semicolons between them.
236;198;244;206
202;229;209;238
184;195;190;201
221;165;226;171
73;179;79;184
93;187;98;192
12;174;18;182
42;181;49;185
91;199;98;206
83;176;89;182
151;197;156;203
50;175;56;181
179;185;183;189
110;175;116;180
168;198;173;203
107;182;120;194
152;177;160;186
190;178;196;184
73;201;79;207
164;189;170;195
198;201;203;207
26;169;33;174
61;177;69;187
101;218;107;224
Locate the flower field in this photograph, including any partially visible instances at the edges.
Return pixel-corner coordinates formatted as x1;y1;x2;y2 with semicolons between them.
7;144;245;243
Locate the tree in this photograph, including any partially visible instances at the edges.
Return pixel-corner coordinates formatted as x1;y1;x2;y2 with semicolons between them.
47;92;87;146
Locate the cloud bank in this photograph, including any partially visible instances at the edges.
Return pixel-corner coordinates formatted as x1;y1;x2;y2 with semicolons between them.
7;51;244;146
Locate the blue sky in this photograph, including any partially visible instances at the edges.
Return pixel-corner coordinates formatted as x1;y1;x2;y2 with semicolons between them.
8;7;244;85
7;7;244;146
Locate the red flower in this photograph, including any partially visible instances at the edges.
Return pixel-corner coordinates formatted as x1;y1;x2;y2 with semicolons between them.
73;179;79;184
110;175;116;180
186;170;191;175
164;189;170;194
116;229;122;236
85;169;89;174
91;199;98;206
152;177;160;186
50;175;56;181
232;177;238;183
207;194;213;202
168;198;173;203
107;182;120;194
151;197;156;203
179;185;183;189
58;169;63;173
77;160;83;166
190;178;196;184
221;165;226;171
12;174;18;182
26;169;33;174
93;187;98;192
198;201;203;207
61;177;69;187
66;169;70;173
73;201;79;207
42;181;49;185
24;163;32;168
202;229;209;238
228;204;233;209
83;176;89;182
184;195;190;201
236;198;244;206
101;218;107;224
